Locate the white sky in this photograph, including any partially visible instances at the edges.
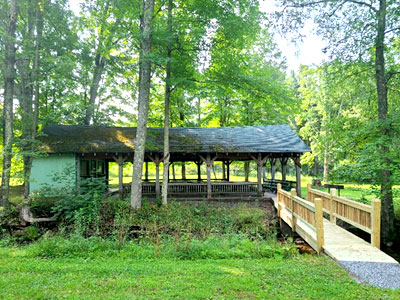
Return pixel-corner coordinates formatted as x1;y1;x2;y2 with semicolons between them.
68;0;327;73
259;0;327;72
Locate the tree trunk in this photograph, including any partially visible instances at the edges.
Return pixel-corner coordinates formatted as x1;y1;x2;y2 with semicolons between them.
84;2;109;125
323;147;329;182
130;0;155;209
24;2;43;200
17;0;35;199
375;0;394;245
84;54;106;125
1;0;17;210
161;0;172;205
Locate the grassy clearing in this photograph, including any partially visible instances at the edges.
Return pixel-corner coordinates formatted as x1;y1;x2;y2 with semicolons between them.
0;248;398;300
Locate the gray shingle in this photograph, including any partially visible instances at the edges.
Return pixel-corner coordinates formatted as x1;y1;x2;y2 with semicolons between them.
40;124;311;154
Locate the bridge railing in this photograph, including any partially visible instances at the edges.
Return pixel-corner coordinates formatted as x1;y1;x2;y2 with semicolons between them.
306;184;381;249
277;184;324;253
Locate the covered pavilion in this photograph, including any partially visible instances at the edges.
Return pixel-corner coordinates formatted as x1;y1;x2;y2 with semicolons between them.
31;124;311;199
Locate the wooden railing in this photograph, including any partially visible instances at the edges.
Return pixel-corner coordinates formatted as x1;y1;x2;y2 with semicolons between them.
277;184;324;252
306;184;381;249
126;182;259;196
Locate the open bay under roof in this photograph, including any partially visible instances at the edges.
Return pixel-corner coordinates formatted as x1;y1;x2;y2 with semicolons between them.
40;124;311;159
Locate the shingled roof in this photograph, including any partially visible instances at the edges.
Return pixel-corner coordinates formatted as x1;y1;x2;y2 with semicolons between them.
40;124;311;154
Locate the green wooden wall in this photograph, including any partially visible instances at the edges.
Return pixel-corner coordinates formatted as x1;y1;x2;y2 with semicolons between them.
29;153;76;193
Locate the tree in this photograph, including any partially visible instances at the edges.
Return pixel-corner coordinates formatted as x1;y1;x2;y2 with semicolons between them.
1;0;18;210
130;0;155;209
161;0;173;206
275;0;400;244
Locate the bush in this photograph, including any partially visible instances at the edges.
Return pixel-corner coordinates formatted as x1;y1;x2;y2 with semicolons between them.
131;202;274;241
24;234;298;260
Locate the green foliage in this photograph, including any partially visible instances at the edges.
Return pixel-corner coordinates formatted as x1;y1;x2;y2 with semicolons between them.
131;202;274;240
23;234;296;260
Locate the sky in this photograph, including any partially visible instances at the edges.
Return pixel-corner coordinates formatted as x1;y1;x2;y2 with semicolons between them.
68;0;327;73
259;0;327;72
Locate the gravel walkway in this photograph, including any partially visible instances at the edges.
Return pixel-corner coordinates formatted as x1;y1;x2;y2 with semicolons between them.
339;261;400;289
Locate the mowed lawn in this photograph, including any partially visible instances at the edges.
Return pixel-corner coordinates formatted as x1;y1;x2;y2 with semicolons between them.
1;251;399;300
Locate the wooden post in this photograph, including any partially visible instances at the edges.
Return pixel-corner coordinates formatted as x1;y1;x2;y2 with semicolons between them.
199;154;217;200
206;156;212;199
196;162;202;182
281;158;288;181
226;161;230;182
155;160;160;197
171;163;176;180
330;188;337;223
250;154;268;198
291;188;297;231
77;155;81;193
371;198;381;249
314;198;324;253
306;183;311;202
181;162;186;180
290;156;302;197
257;162;263;197
113;154;128;199
277;183;282;217
270;158;276;180
145;161;149;181
146;154;161;197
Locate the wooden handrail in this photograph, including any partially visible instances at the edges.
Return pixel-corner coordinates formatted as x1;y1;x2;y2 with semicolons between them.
306;184;381;249
277;184;324;253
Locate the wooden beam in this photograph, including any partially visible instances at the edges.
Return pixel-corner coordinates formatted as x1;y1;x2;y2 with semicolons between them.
371;198;381;249
280;157;288;181
270;158;276;180
112;154;129;199
314;198;325;253
199;154;217;199
250;154;268;197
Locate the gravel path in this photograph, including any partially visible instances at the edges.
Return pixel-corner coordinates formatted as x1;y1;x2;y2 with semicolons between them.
339;261;400;289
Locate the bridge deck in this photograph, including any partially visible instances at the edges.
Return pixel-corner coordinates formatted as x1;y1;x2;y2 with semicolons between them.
270;193;400;288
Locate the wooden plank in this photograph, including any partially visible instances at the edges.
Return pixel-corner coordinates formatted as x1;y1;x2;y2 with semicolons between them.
371;198;381;249
314;198;324;253
332;195;372;213
332;213;372;233
292;195;316;212
310;188;330;199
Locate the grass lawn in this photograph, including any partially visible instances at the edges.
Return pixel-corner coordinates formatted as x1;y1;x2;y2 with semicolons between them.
1;249;399;300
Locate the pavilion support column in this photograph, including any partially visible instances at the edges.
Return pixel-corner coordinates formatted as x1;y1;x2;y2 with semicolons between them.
291;156;302;197
226;161;232;182
145;161;149;181
250;154;268;198
77;155;81;194
222;161;226;180
195;161;202;182
113;154;128;199
182;163;186;180
262;163;266;181
172;163;176;180
200;154;217;200
147;154;162;198
270;158;276;180
281;157;288;181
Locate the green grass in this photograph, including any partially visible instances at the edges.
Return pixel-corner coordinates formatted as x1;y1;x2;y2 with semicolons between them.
0;248;399;300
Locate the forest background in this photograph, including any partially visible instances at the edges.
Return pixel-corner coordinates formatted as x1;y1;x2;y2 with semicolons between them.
1;0;400;245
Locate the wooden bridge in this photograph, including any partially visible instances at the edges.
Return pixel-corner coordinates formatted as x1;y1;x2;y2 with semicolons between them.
275;184;398;265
